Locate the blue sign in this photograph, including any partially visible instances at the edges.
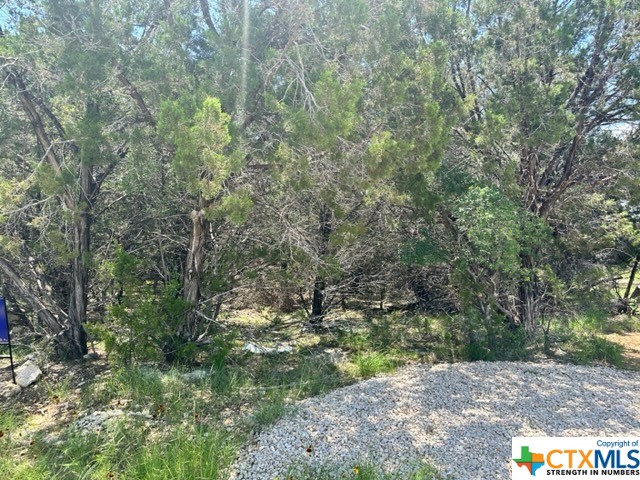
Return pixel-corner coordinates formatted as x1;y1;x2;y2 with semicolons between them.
0;297;8;344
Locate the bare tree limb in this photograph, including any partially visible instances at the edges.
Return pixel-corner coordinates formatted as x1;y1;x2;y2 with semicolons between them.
115;69;156;126
199;0;220;37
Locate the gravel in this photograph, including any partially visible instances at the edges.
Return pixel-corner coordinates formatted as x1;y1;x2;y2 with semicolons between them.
231;361;640;479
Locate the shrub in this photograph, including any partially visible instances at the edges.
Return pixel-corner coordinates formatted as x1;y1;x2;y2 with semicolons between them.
90;247;195;364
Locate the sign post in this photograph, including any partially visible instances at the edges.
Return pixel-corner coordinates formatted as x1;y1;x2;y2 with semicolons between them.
0;297;16;384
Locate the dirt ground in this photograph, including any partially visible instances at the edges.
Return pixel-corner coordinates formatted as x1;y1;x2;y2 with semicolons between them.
605;332;640;370
0;346;111;445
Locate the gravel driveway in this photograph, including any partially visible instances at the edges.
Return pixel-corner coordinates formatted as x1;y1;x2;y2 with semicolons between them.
231;361;640;479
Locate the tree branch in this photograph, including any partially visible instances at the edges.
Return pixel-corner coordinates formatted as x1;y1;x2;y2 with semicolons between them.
115;69;156;126
200;0;220;37
0;257;67;335
3;68;75;210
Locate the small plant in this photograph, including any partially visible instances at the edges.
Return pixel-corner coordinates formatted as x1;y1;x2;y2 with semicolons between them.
352;351;397;378
91;246;196;365
368;314;404;350
0;409;21;436
43;376;73;404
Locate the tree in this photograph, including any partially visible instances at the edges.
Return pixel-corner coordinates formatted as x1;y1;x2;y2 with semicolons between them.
158;96;245;340
0;0;166;357
1;6;118;357
423;0;640;334
253;0;460;324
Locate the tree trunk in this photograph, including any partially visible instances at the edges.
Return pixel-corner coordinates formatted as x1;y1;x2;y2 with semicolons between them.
518;253;538;336
67;212;90;357
310;275;325;323
310;205;331;328
4;68;89;358
619;254;640;313
624;254;639;300
181;205;207;340
65;162;92;358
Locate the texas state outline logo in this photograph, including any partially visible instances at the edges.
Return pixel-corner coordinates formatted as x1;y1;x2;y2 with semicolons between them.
512;437;640;479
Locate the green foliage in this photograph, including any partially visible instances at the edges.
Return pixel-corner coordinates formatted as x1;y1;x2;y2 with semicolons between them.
89;247;192;364
338;314;409;354
460;327;529;362
454;186;550;277
206;189;254;224
402;230;450;266
158;96;239;199
289;70;364;151
33;163;72;196
75;100;108;166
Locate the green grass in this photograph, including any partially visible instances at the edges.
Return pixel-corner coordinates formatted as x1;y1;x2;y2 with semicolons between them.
571;335;625;367
86;366;166;406
4;349;359;480
545;313;630;368
351;351;399;378
126;426;240;479
22;418;240;480
0;460;52;480
247;390;288;430
0;409;52;480
0;408;21;433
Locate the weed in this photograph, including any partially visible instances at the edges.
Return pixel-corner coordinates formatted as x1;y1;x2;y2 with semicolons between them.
352;351;398;378
43;375;73;403
91;367;166;406
0;408;21;434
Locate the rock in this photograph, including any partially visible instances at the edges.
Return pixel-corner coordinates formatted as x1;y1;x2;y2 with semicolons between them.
320;348;347;365
180;370;208;382
15;360;42;388
75;409;124;433
242;342;293;354
83;352;99;360
243;342;269;354
0;381;21;399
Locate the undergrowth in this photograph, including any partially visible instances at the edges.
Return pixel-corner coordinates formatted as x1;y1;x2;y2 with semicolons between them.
2;308;637;479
